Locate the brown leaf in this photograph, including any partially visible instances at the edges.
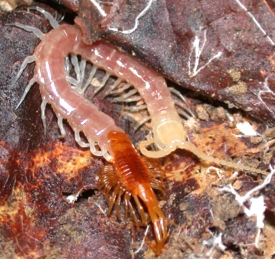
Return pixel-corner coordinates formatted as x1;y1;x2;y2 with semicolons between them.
76;0;275;125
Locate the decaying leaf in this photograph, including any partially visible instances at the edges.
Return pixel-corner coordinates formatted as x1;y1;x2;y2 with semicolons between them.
76;0;275;125
1;2;275;259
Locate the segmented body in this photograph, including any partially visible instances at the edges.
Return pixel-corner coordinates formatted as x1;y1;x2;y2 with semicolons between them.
11;7;167;255
91;44;269;175
34;24;125;160
98;131;167;255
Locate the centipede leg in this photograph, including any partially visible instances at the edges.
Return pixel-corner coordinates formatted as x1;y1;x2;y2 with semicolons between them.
28;6;59;28
41;99;48;133
66;75;79;89
108;82;132;95
57;114;66;137
88;139;107;157
115;187;124;221
169;87;195;118
79;60;87;87
7;23;44;39
124;191;131;219
82;65;98;94
16;77;37;109
71;54;83;84
132;195;147;224
74;129;90;147
103;78;122;97
107;184;121;217
11;55;35;89
124;104;147;112
112;89;141;103
133;116;151;133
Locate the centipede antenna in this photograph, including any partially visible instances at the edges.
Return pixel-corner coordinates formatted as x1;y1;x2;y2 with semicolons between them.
41;99;48;134
7;23;44;39
57;114;66;137
11;55;36;89
179;141;269;175
74;129;90;147
15;77;37;109
28;6;59;29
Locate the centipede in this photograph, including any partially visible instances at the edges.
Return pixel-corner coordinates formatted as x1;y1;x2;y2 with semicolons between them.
9;6;167;255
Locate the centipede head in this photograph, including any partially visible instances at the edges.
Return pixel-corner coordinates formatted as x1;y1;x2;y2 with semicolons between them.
139;119;189;158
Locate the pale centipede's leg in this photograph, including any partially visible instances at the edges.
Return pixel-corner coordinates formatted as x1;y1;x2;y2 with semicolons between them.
169;87;188;105
174;100;195;119
92;71;111;97
57;114;66;137
112;89;141;103
15;77;37;109
99;72;110;88
82;65;98;94
133;116;151;133
169;87;195;118
7;23;44;39
28;6;59;28
41;99;48;134
64;56;70;74
176;108;193;121
102;151;113;162
74;129;90;147
11;55;35;89
104;78;122;97
66;76;79;88
70;54;82;84
79;59;87;88
88;139;106;157
108;83;131;95
124;104;147;112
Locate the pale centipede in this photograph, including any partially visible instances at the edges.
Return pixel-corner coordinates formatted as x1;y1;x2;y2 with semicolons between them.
9;6;167;255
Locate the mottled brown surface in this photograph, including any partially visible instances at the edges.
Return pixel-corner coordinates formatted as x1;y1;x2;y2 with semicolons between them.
1;2;275;259
76;0;275;126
